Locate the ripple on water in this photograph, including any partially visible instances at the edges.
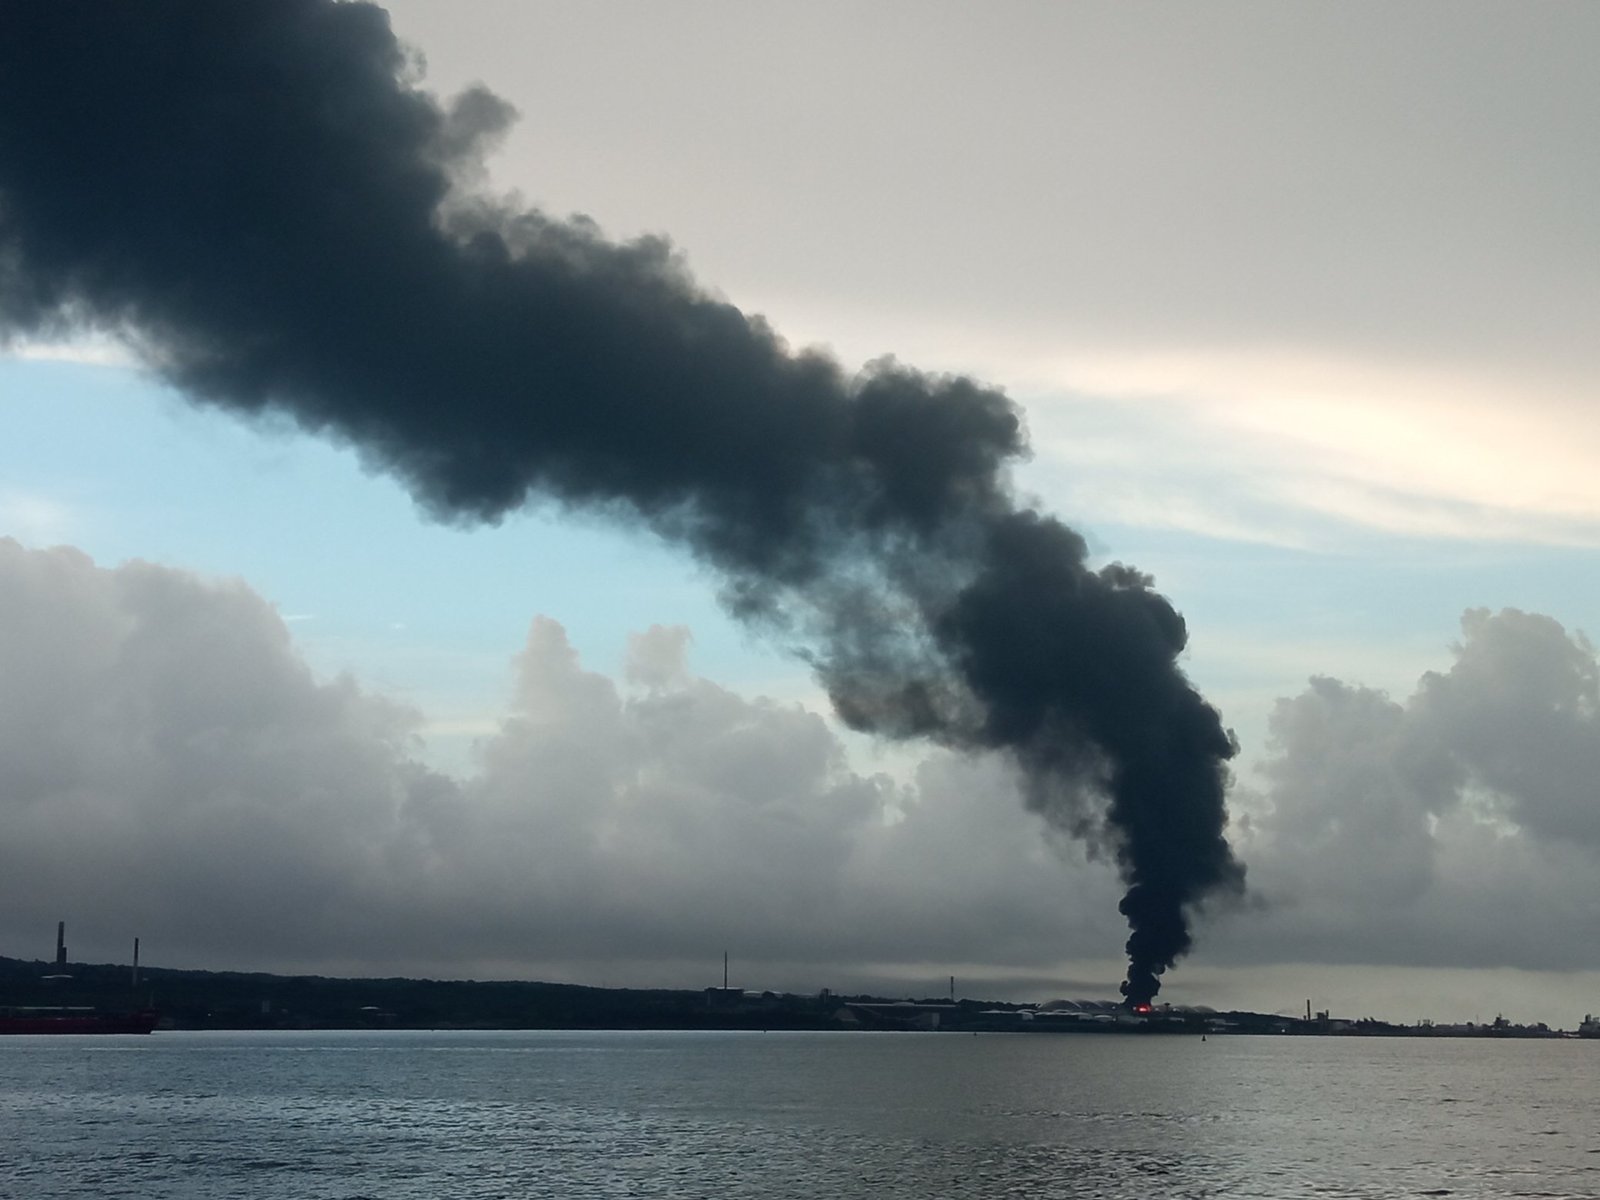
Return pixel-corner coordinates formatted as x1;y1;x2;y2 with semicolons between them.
4;1032;1600;1199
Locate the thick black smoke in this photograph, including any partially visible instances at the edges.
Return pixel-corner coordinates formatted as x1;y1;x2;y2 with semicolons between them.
0;0;1242;1002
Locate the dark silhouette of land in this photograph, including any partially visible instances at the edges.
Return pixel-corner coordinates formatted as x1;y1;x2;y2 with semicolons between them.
1;954;843;1031
0;954;1571;1037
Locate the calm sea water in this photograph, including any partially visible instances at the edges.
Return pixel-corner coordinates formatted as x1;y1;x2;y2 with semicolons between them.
2;1029;1596;1198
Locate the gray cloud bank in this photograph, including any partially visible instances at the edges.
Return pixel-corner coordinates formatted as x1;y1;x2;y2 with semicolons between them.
0;540;1110;989
1214;608;1600;973
3;540;1597;995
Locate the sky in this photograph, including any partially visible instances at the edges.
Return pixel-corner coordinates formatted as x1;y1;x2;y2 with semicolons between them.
1;1;1597;1026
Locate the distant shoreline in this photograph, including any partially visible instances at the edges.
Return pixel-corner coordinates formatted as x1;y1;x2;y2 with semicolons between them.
0;954;1579;1038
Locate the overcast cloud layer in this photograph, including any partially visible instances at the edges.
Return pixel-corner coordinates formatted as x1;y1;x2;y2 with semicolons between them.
4;540;1597;1022
378;0;1600;545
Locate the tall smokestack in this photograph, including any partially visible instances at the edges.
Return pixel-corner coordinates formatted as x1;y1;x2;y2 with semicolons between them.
132;937;140;989
55;921;66;968
0;0;1245;1001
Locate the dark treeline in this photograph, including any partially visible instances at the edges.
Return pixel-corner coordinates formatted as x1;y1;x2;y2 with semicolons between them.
0;955;842;1031
0;957;1568;1037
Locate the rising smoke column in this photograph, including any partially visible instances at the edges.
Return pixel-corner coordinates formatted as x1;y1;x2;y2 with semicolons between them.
0;0;1243;1001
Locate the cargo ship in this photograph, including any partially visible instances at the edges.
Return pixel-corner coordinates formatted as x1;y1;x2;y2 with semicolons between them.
1580;1014;1600;1039
0;1007;158;1035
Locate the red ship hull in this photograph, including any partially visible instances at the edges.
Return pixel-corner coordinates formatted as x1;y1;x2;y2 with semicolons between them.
0;1010;158;1034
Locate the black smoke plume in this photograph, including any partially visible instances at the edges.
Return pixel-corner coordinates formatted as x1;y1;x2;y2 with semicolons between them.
0;0;1243;1002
